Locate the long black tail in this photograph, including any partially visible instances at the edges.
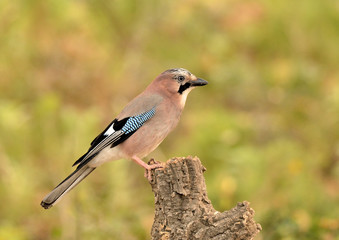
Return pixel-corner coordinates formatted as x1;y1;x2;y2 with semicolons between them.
40;165;95;209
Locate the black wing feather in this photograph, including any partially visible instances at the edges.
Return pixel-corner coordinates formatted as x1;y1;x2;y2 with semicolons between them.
90;119;117;147
72;107;156;169
72;117;130;167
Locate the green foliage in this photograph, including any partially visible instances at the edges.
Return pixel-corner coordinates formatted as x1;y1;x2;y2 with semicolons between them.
1;0;339;239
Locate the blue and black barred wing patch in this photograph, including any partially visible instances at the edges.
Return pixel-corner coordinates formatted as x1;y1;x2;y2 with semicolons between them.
72;107;156;168
121;108;155;134
111;107;155;147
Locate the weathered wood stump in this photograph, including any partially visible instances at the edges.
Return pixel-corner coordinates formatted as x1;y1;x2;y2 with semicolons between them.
149;156;261;240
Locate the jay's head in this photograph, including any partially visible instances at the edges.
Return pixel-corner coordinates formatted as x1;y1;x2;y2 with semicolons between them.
153;68;208;97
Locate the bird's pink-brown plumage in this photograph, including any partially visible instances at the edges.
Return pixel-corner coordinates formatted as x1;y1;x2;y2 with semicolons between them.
41;68;207;209
118;79;185;158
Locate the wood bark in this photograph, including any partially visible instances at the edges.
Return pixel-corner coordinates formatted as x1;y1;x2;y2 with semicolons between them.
148;156;261;240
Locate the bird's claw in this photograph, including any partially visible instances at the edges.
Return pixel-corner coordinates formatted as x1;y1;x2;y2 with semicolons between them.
144;159;163;181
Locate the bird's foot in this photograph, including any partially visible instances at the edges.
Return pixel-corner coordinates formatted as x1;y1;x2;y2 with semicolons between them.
131;156;163;181
144;159;163;181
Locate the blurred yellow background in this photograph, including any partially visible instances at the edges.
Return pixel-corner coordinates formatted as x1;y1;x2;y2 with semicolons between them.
1;0;339;239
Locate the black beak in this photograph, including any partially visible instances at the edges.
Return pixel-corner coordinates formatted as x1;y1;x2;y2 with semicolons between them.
189;78;208;87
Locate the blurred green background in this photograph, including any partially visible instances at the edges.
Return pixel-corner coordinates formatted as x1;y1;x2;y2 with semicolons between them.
1;0;339;239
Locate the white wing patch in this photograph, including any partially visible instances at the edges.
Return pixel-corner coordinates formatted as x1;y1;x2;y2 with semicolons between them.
104;124;115;136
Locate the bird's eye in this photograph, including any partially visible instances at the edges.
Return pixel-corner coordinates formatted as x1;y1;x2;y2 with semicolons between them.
178;75;185;82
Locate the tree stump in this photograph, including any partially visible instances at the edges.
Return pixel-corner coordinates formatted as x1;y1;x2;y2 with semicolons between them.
149;156;261;240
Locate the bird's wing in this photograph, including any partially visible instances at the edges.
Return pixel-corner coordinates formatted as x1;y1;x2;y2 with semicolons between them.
72;107;156;169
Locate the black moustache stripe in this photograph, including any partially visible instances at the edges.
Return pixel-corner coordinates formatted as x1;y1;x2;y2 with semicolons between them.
178;82;191;94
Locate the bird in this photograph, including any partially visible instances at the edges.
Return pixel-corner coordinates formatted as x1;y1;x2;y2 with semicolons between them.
40;68;208;209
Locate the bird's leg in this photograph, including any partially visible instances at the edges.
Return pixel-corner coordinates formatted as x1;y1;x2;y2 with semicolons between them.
131;156;163;180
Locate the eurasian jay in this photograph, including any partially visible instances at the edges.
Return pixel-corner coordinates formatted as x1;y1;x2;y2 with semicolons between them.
41;68;208;209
